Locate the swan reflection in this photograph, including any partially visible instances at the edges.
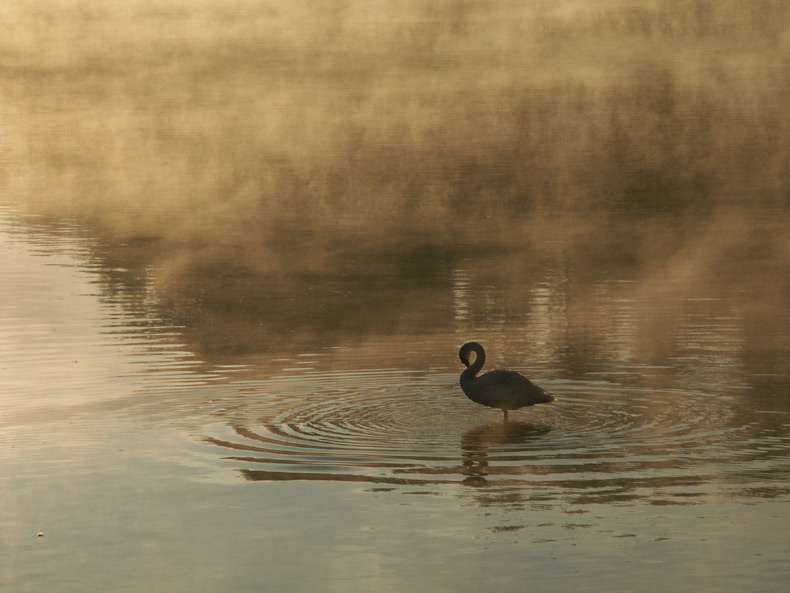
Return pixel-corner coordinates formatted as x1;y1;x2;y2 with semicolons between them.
461;421;553;486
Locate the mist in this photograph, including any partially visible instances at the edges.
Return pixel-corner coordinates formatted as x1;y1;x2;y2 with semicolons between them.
2;0;788;383
4;0;788;228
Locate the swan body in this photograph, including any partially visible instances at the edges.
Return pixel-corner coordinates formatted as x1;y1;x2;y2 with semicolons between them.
458;342;553;421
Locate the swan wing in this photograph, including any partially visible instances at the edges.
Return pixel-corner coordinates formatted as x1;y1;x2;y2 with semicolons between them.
469;370;551;409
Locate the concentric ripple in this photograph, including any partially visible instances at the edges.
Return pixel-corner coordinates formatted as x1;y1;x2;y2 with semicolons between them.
201;369;790;505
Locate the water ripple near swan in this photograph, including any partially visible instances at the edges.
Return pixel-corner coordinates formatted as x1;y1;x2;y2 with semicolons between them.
198;369;789;505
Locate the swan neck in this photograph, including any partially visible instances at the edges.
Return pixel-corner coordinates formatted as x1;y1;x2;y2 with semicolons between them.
462;343;485;379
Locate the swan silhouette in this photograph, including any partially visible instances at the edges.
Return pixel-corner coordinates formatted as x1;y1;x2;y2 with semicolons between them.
459;342;554;421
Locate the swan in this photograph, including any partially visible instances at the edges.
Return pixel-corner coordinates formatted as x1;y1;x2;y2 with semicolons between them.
458;342;554;421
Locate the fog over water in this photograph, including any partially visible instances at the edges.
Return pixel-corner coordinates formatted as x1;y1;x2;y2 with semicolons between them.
4;1;788;232
2;1;789;592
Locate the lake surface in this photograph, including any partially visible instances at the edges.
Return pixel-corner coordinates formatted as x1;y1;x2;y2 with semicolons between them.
2;1;790;591
2;204;788;592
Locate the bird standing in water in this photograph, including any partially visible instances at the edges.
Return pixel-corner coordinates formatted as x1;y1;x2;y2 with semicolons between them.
458;342;554;421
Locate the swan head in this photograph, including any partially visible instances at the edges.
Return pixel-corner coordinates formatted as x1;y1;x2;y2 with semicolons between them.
459;341;484;369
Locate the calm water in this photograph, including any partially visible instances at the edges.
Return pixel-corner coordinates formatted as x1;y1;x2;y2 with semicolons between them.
3;1;790;591
1;205;788;592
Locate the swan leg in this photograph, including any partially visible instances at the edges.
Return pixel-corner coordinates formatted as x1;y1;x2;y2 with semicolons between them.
503;409;509;423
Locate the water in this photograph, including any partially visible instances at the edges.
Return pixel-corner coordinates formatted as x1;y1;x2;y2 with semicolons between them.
2;1;790;591
2;205;788;592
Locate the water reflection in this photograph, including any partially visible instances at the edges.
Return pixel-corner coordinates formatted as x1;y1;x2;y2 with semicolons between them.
13;205;782;401
197;363;790;511
460;421;553;487
3;206;788;489
3;205;789;503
